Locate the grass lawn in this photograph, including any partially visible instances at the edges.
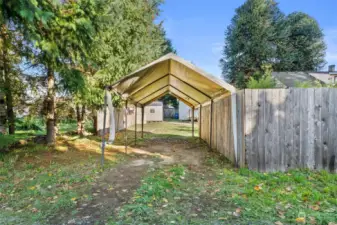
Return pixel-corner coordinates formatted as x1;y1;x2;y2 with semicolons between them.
0;133;127;224
0;120;91;150
111;158;337;225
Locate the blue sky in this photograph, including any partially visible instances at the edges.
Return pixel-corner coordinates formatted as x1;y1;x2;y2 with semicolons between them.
159;0;337;77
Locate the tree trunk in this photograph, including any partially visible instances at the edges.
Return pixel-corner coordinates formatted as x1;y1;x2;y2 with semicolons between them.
46;66;56;145
0;90;6;135
76;104;85;136
4;65;15;134
92;109;97;135
1;25;15;134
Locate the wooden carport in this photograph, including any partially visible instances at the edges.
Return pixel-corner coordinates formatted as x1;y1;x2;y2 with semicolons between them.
101;53;238;165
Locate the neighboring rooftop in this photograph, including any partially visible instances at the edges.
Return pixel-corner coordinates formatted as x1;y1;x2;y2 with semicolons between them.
148;101;163;107
272;72;320;88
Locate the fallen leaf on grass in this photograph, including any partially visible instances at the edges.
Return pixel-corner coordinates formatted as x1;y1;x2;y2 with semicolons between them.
241;194;247;199
277;210;285;219
328;223;337;225
254;185;262;191
233;208;241;217
295;217;306;224
275;221;283;225
31;208;38;213
218;217;228;220
309;216;317;225
309;205;320;211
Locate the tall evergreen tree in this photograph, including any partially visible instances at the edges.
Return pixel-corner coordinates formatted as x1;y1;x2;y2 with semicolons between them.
220;0;326;88
275;12;326;71
1;0;52;134
220;0;283;87
25;0;99;144
83;0;168;131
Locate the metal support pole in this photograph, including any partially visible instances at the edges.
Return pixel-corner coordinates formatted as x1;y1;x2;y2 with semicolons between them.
141;106;144;138
134;105;137;146
199;104;202;140
125;100;128;153
101;90;108;167
210;99;214;150
192;106;195;137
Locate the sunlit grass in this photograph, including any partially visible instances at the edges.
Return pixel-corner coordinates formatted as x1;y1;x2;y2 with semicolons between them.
0;134;126;224
110;155;337;225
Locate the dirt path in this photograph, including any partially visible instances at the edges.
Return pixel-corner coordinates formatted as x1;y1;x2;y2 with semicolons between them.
59;135;210;225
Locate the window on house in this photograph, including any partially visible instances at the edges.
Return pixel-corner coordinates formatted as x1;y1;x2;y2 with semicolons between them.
150;109;155;113
0;99;4;104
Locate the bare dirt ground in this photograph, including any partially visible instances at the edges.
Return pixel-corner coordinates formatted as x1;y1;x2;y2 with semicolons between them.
59;122;211;225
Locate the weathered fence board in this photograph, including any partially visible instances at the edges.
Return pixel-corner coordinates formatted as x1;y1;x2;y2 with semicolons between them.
236;90;246;167
245;88;337;172
199;94;235;163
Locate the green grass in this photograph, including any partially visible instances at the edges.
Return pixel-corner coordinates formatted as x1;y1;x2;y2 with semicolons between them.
0;119;93;150
0;135;125;225
110;165;187;224
110;155;337;225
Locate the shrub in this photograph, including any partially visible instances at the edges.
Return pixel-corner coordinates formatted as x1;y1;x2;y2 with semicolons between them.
16;117;44;131
247;74;276;89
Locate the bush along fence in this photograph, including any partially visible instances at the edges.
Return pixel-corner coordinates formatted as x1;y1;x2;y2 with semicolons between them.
199;88;337;173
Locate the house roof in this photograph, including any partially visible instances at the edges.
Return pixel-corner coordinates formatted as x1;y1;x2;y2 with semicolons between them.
272;72;322;87
310;72;334;84
148;101;163;107
108;53;236;107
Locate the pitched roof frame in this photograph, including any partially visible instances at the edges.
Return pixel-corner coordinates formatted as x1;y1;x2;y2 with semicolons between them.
108;53;236;107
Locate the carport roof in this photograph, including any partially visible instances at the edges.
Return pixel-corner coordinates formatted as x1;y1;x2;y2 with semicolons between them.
108;53;236;107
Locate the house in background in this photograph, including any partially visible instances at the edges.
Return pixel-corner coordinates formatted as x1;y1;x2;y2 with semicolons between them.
272;65;337;88
178;100;198;121
272;71;323;88
144;101;163;122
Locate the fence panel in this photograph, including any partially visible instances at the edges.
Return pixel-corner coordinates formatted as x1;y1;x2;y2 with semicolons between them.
199;95;235;163
245;88;337;172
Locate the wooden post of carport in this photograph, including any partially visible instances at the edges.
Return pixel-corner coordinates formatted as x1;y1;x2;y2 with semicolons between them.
141;105;144;138
124;100;128;153
209;99;214;150
101;89;108;167
199;104;202;140
134;105;137;146
191;106;195;137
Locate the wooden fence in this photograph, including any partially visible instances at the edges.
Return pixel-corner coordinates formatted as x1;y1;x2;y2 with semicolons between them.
199;94;235;162
245;88;337;172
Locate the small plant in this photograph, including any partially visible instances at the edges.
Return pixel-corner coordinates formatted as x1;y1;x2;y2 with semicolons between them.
16;116;44;131
247;73;276;89
247;64;276;89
